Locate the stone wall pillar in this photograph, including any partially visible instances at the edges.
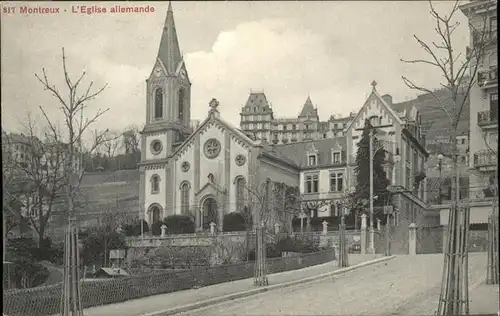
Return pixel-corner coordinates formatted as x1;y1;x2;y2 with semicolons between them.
161;225;167;237
361;214;368;255
409;223;417;255
322;221;328;235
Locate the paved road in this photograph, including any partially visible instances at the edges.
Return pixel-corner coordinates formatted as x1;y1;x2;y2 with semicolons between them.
177;253;496;316
83;254;382;316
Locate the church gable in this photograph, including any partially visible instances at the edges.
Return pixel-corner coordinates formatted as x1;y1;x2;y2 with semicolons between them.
175;60;190;84
346;89;402;134
149;58;168;80
173;104;256;161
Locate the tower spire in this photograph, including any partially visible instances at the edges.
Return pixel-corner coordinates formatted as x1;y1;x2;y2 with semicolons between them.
157;1;183;75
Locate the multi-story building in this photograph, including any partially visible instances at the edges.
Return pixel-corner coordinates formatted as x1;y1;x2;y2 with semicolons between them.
2;132;41;170
239;93;355;144
459;0;497;223
344;82;431;228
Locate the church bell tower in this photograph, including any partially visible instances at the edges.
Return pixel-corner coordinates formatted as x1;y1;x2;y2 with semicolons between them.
142;1;192;160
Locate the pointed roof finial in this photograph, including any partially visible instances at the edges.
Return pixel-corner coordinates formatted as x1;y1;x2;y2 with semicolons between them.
371;80;377;91
168;1;173;12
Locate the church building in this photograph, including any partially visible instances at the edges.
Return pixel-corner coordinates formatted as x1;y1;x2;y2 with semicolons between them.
138;3;300;232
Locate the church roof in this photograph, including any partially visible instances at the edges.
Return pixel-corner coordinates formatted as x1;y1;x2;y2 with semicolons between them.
299;96;318;117
270;137;347;168
157;2;183;75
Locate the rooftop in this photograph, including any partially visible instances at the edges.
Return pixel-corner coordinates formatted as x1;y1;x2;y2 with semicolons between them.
270;137;347;168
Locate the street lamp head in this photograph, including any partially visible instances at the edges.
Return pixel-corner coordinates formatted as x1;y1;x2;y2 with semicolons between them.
437;154;443;160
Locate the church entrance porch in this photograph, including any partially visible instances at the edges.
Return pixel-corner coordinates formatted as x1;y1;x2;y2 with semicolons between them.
201;197;218;231
148;204;162;226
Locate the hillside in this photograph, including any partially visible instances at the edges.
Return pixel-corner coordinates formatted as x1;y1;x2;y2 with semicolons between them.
392;88;469;153
47;169;140;240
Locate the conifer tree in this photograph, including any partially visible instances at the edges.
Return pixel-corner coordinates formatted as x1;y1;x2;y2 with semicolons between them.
352;119;390;224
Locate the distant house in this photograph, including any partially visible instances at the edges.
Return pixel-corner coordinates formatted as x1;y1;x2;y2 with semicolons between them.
94;267;129;279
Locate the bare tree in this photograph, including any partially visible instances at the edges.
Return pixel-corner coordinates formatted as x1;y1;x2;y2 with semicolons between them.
400;1;492;314
244;178;301;232
122;125;142;154
34;47;111;315
101;130;122;159
14;118;68;248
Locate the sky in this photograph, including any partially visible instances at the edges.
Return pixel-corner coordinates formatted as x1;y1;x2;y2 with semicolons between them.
1;1;470;137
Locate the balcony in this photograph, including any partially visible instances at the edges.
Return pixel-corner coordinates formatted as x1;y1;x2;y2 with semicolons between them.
477;110;498;128
473;150;497;172
477;66;498;89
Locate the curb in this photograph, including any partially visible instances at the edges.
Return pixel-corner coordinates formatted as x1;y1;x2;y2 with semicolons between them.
143;255;396;316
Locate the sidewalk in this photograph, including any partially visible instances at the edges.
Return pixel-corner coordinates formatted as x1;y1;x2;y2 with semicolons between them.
469;281;499;315
83;254;383;316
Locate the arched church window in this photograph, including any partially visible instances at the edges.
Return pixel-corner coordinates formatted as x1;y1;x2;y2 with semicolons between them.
154;88;163;119
178;89;185;122
180;182;190;214
235;177;246;212
151;175;160;194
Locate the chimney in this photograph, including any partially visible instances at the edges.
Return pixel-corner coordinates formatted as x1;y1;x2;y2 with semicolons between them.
382;94;393;105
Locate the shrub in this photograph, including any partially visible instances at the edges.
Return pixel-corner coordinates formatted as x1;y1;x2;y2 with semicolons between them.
80;229;127;266
5;237;50;288
163;215;195;234
266;243;281;258
276;236;318;253
12;257;49;288
246;243;282;261
223;212;247;232
123;219;149;237
151;221;164;236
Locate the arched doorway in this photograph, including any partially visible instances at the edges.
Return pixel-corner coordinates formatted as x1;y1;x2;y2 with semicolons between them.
202;198;218;230
148;205;161;225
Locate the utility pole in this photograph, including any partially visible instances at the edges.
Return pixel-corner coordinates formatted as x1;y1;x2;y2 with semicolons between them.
254;181;268;286
338;203;348;267
355;106;392;254
487;163;499;284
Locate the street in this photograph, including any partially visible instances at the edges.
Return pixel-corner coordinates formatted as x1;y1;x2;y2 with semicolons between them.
176;253;497;316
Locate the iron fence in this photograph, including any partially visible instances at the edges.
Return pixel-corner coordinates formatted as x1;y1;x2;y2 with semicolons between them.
3;249;334;316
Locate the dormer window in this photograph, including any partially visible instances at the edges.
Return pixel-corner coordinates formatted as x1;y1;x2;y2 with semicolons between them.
332;151;341;164
308;154;317;166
